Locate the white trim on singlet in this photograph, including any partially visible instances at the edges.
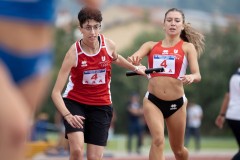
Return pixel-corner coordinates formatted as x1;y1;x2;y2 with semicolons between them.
78;35;102;57
74;42;80;67
108;79;112;103
177;55;188;80
76;35;113;60
104;40;114;59
62;75;74;98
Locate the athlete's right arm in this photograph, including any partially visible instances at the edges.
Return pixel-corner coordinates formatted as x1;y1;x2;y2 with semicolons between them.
51;44;84;128
127;41;156;65
215;92;229;129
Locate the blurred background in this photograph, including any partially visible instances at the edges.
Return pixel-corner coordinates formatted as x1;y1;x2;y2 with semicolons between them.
30;0;240;159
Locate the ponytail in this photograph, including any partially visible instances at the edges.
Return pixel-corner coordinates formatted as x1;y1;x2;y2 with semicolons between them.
180;23;205;57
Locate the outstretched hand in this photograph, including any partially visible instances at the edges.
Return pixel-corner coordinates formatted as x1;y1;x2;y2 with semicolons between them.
135;65;147;76
127;56;142;66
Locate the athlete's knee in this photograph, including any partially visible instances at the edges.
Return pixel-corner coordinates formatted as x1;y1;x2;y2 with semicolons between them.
10;118;29;146
14;125;28;140
70;147;84;160
173;147;188;160
87;152;103;160
3;125;28;154
152;136;165;148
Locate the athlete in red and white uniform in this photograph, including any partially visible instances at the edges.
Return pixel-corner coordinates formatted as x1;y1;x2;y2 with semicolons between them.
128;8;205;160
148;40;188;80
63;34;113;105
52;7;145;160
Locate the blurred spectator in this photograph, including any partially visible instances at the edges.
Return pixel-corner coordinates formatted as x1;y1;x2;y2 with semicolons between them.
215;64;240;160
127;93;144;154
31;113;50;141
45;112;69;156
185;102;203;151
108;110;117;140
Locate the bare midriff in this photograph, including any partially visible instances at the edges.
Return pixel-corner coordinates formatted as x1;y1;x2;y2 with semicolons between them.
0;19;53;54
148;76;184;100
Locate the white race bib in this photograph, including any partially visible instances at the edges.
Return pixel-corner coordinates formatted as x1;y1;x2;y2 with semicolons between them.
83;69;106;85
153;55;175;74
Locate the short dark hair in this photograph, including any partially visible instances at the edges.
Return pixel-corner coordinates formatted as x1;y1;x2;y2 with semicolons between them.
78;7;102;27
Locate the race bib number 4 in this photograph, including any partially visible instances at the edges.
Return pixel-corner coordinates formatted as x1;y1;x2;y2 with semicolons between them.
153;55;175;74
83;69;106;85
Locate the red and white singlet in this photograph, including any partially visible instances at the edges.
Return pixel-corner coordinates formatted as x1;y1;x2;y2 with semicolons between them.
148;40;188;80
63;34;114;105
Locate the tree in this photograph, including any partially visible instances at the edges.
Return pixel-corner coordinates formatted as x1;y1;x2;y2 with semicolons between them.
193;24;240;135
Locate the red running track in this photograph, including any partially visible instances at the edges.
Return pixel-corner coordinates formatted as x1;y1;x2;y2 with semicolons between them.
34;151;234;160
104;155;231;160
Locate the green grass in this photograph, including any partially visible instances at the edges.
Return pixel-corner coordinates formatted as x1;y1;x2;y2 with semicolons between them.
106;135;237;152
191;137;237;150
46;133;237;152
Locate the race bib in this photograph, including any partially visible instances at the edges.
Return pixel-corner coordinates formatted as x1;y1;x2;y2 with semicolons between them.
153;55;175;74
83;69;106;85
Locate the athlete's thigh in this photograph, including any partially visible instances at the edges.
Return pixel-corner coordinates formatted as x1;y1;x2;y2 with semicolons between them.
68;131;84;151
19;73;52;112
0;63;29;160
166;102;187;149
0;62;29;130
143;97;165;139
84;106;112;146
86;143;105;158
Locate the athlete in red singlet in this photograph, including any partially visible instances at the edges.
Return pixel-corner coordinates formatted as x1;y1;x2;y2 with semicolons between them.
51;7;145;160
128;8;205;160
148;40;188;80
63;34;113;105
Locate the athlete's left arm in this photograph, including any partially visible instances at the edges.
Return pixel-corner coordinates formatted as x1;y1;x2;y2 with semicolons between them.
181;42;201;84
105;38;146;75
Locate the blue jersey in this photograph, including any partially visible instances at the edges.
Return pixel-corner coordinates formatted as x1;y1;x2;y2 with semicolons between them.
0;0;56;23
